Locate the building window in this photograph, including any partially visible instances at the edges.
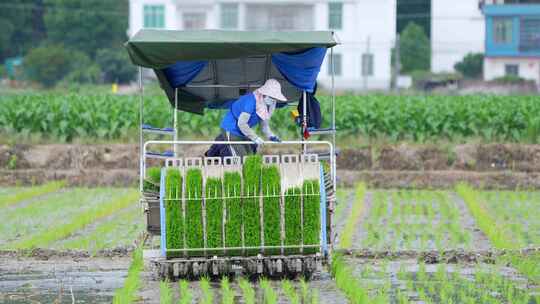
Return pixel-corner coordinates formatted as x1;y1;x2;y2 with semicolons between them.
328;53;342;76
220;3;238;29
328;2;343;30
493;17;513;44
361;53;374;76
520;18;540;52
505;64;519;76
143;5;165;28
245;4;313;31
183;12;206;30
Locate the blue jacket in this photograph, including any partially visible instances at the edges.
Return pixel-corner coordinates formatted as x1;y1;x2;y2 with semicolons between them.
220;93;261;137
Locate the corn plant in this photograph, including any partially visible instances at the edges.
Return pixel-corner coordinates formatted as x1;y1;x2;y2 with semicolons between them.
185;168;203;256
262;165;281;255
243;155;262;255
224;172;242;256
205;177;223;255
165;169;183;256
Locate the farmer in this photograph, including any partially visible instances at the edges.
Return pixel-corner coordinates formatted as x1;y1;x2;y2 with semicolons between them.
205;78;287;157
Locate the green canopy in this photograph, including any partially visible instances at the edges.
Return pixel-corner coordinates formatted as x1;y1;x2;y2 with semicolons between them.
125;29;337;69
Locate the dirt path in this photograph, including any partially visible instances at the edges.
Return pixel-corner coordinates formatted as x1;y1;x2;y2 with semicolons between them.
0;256;131;303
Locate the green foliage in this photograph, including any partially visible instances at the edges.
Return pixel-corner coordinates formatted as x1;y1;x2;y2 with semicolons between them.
95;48;136;84
112;246;143;303
492;75;527;84
282;280;300;304
400;22;430;73
224;172;242;256
260;279;278;304
43;0;128;58
185;168;203;256
243;155;262;255
23;45;73;87
340;183;366;249
221;277;235;304
159;281;173;304
165;169;183;255
178;280;192;304
205;177;223;255
303;180;320;254
454;53;484;79
284;187;302;254
330;254;369;304
199;277;213;304
143;167;161;193
0;180;65;208
239;279;256;304
3;93;540;143
262;165;281;255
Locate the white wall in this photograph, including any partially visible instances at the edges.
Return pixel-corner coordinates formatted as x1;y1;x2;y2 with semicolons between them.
431;0;485;73
484;57;540;85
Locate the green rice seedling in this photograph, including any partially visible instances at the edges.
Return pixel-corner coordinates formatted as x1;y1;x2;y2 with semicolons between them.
224;172;242;256
143;167;161;193
112;246;143;304
262;165;281;255
10;190;139;249
200;277;213;304
185;168;203;256
221;277;235;304
178;280;192;304
330;254;369;304
284;187;302;254
165;168;183;256
239;278;256;304
260;279;278;304
299;279;309;303
281;280;299;304
160;281;173;304
303;180;320;254
243;155;262;255
340;183;366;249
0;180;65;208
205;177;223;255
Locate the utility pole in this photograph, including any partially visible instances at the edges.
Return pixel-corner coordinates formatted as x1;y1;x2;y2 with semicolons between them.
362;36;371;91
393;34;401;92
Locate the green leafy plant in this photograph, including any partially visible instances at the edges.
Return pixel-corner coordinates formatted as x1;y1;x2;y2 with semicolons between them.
112;246;143;303
199;277;213;304
159;281;173;304
205;177;223;255
185;168;203;256
178;280;192;304
262;165;281;255
221;277;235;304
224;172;242;256
282;280;300;304
239;278;255;304
284;187;302;254
260;278;278;304
330;254;369;304
165;168;183;256
243;155;262;255
340;183;366;249
0;180;65;208
303;180;320;254
143;167;161;193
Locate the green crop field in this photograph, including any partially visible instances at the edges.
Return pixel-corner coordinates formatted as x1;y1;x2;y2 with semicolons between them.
2;93;540;143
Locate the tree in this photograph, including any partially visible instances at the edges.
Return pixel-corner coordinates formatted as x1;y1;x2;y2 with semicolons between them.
399;22;431;73
454;53;484;79
397;0;430;38
95;48;136;84
43;0;128;58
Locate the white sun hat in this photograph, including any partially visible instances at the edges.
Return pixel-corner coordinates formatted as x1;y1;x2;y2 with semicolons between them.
257;78;287;102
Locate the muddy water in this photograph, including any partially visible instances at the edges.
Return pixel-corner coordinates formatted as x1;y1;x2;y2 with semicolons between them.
0;256;130;303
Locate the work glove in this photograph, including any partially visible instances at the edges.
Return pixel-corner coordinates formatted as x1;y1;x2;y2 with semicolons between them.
253;137;264;146
269;135;281;143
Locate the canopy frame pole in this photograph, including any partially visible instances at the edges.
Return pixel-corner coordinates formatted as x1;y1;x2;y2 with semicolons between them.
330;45;337;217
139;67;144;192
174;88;178;157
302;90;307;153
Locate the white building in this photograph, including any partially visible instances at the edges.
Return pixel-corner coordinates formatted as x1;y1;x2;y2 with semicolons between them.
431;0;485;73
128;0;397;91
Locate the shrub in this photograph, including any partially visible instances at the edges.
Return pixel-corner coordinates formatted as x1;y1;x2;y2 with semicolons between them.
454;53;484;79
165;168;183;256
303;180;320;254
242;155;262;255
205;177;223;255
262;165;281;255
284;187;302;254
492;75;527;84
23;44;72;87
224;172;242;256
400;22;430;73
185;168;203;256
95;48;137;84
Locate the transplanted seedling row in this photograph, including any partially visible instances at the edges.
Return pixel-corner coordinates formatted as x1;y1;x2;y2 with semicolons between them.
164;155;321;256
360;190;472;251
